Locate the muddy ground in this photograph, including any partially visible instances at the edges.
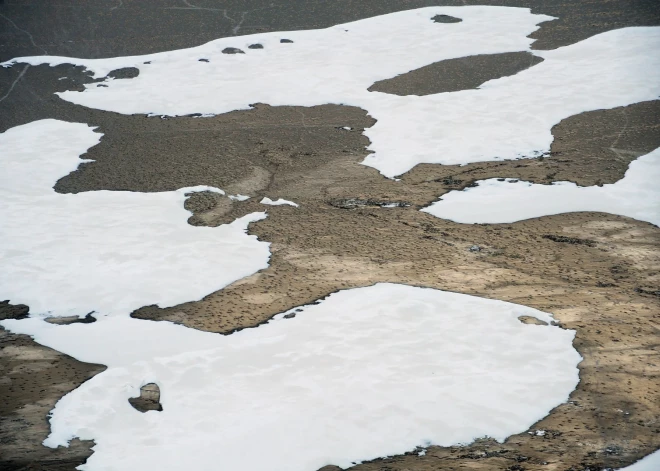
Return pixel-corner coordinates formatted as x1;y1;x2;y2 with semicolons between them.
1;1;659;470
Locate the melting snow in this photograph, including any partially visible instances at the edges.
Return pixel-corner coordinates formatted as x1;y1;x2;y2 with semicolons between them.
0;120;270;317
2;284;580;471
3;8;658;177
421;147;660;225
260;197;299;207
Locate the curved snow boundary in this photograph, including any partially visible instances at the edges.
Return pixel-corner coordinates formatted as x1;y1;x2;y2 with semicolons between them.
0;120;271;318
2;8;659;177
421;147;660;225
618;450;660;470
1;283;581;471
260;196;299;207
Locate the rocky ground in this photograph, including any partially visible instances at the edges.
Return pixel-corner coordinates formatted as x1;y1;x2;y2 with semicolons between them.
1;1;659;470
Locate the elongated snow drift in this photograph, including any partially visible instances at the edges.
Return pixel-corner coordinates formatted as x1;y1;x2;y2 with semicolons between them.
422;147;660;225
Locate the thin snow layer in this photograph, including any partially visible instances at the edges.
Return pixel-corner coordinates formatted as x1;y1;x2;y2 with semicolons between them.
421;147;660;225
1;283;581;471
260;196;299;207
618;450;660;471
0;120;270;317
3;7;659;177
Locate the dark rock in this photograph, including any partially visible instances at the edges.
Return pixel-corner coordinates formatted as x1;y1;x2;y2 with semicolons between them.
283;313;296;319
106;67;139;79
280;39;294;43
45;313;96;325
328;198;410;209
518;316;548;326
198;58;209;62
469;245;481;252
222;47;245;54
634;287;660;297
0;300;29;320
248;44;264;49
129;383;163;413
432;14;462;23
596;281;617;288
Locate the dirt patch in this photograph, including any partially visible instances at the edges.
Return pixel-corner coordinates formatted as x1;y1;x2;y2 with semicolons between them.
542;234;597;247
53;102;374;195
0;303;105;471
368;52;543;96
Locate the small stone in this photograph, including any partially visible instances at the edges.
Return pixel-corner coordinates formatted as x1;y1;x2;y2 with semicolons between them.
248;43;264;49
432;14;462;23
280;39;294;43
469;245;481;252
283;313;296;319
222;47;245;54
129;383;163;413
106;67;140;79
198;58;210;62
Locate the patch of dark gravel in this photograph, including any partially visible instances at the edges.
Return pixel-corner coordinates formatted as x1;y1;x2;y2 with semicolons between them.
543;234;596;247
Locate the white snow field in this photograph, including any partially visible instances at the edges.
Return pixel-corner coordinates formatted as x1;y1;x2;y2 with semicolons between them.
618;450;660;470
0;120;271;317
2;284;581;471
422;147;660;225
3;6;659;177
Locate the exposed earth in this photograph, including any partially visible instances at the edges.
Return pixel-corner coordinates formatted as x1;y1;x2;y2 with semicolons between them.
1;1;659;470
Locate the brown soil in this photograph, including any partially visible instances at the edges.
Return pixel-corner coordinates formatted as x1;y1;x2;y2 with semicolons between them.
369;52;544;96
0;303;105;471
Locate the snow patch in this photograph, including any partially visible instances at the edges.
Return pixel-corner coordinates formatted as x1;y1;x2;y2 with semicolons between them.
1;283;580;471
617;450;660;471
0;120;270;318
260;197;299;207
421;147;660;225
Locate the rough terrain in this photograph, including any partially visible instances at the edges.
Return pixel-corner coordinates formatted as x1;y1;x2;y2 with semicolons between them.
1;1;659;470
